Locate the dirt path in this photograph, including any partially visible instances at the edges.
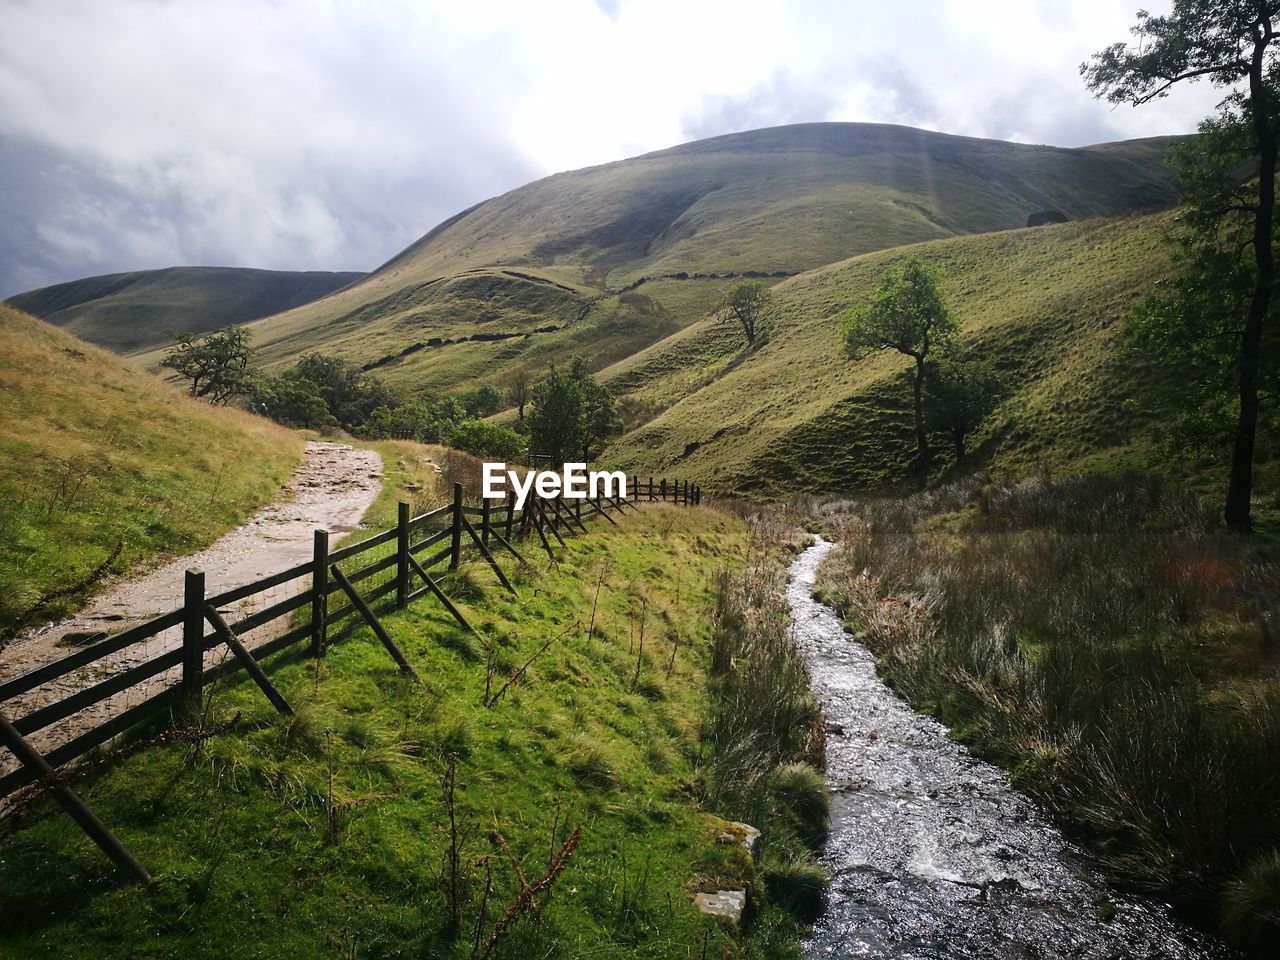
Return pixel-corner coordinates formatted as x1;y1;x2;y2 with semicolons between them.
0;441;382;775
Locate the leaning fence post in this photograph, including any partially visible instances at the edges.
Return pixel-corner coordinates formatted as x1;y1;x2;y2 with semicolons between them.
450;482;463;571
311;529;329;658
182;569;205;703
0;713;151;884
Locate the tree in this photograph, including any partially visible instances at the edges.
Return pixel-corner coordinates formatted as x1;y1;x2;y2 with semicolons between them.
711;280;773;347
1083;0;1280;530
460;384;502;418
293;354;395;431
924;353;1004;463
578;373;623;462
447;419;526;462
161;326;253;403
841;257;956;471
528;365;585;464
249;374;336;430
508;371;531;420
1123;114;1280;463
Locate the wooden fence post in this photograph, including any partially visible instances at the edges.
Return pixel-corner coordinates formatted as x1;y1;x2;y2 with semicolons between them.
660;478;667;501
505;495;515;542
182;569;205;703
396;501;411;608
0;713;151;884
450;482;463;571
311;529;329;658
648;476;655;501
481;498;491;547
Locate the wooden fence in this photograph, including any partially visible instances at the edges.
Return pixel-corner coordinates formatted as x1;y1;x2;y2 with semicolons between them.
0;475;700;879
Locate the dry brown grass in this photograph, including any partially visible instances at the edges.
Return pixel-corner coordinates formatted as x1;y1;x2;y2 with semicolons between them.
0;305;303;632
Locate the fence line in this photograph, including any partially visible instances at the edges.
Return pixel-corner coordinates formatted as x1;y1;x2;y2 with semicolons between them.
0;475;701;810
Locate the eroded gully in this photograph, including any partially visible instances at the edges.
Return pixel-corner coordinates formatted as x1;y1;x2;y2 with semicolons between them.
788;537;1231;960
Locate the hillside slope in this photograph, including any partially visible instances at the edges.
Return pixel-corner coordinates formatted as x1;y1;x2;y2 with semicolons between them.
224;124;1184;398
7;266;366;354
604;212;1202;493
0;305;303;634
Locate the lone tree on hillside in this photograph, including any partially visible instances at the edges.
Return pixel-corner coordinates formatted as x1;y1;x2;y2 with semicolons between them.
1084;1;1280;531
841;257;956;472
712;279;773;347
924;352;1004;463
161;326;253;404
508;370;531;420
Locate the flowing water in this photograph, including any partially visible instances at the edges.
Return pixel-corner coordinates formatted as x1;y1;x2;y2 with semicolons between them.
788;538;1232;960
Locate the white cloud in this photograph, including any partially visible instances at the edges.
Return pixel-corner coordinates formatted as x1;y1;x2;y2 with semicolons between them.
0;0;1229;296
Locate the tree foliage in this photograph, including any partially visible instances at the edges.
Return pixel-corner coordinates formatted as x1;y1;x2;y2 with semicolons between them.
842;257;956;471
507;371;531;420
528;365;584;464
924;352;1004;463
528;358;622;463
1084;0;1280;529
460;384;502;418
712;280;773;347
161;326;253;404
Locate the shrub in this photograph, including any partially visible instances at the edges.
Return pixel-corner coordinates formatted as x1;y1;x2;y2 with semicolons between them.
767;763;830;850
762;854;829;922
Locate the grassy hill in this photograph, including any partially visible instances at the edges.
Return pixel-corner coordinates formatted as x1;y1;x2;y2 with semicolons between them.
0;305;303;635
201;124;1183;400
7;266;366;354
603;212;1190;492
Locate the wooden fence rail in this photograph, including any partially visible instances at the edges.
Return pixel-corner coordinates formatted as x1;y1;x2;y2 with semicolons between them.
0;476;700;811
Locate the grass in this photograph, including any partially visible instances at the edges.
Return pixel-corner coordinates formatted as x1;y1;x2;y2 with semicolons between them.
606;211;1200;492
813;472;1280;953
115;125;1184;425
0;503;819;959
0;306;304;637
7;266;364;354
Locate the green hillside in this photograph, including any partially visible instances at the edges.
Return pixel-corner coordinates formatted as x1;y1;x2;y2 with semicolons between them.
604;212;1191;492
7;266;366;354
0;305;303;635
211;124;1182;399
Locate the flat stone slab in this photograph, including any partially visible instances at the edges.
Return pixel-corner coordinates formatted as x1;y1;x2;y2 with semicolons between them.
695;889;746;924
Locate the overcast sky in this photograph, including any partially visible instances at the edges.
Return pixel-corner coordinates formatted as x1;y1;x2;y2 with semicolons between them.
0;0;1229;297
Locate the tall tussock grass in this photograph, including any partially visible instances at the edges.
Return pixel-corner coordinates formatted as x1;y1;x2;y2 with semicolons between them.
817;473;1280;953
704;554;826;845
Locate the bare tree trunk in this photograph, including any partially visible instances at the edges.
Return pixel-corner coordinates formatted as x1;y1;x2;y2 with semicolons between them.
1225;21;1275;533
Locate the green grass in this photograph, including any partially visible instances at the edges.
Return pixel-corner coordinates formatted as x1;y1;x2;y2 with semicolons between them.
0;505;814;959
814;474;1280;952
0;306;304;636
605;210;1270;497
7;267;365;354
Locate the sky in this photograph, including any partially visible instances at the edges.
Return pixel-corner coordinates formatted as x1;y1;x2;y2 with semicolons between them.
0;0;1231;298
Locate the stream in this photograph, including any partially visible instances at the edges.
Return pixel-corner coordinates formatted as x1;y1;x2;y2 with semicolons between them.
787;537;1231;960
